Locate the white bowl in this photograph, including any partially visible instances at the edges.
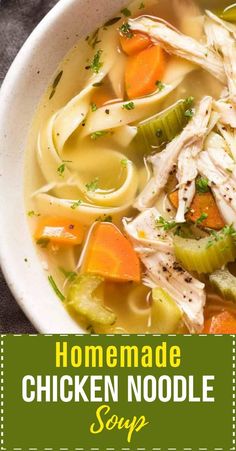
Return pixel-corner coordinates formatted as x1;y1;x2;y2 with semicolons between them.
0;0;128;333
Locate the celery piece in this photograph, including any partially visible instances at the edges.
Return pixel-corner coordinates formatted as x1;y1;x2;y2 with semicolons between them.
66;274;116;325
174;232;236;274
151;288;182;333
210;268;236;302
136;97;194;152
219;4;236;22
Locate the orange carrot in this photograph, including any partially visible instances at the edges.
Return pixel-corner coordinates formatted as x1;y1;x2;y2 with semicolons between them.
203;311;236;334
125;45;166;99
82;222;141;282
35;217;84;246
119;31;152;56
169;191;225;230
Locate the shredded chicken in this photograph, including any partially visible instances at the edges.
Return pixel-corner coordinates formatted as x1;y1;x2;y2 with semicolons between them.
128;16;226;83
197;132;236;226
123;208;206;333
134;96;212;212
205;11;236;104
213;99;236;128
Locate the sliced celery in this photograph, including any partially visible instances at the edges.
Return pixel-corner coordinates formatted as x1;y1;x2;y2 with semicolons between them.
210;268;236;302
219;4;236;22
66;274;117;325
151;288;182;333
174;232;236;274
136;97;194;152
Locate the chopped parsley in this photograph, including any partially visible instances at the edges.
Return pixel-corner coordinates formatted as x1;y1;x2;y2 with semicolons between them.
122;101;135;110
139;1;145;8
196;212;208;225
90;50;103;74
104;17;121;27
70;200;82;210
86;177;99;192
27;210;40;217
121;158;128;167
90;130;108;140
91;102;98;112
121;7;131;17
49;70;63;100
57;163;66;176
119;22;133;38
196;177;210;194
156;216;177;231
185;96;194;106
59;267;77;283
206;224;236;248
96;215;113;223
184;108;195;118
48;275;65;302
36;238;50;248
156;80;165;91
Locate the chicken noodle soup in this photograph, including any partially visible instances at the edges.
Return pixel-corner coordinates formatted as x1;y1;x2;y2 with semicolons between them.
26;0;236;334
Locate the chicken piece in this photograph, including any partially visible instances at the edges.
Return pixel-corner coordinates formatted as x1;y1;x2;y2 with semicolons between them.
128;16;226;83
217;122;236;161
197;132;236;226
134;96;212;211
175;146;197;223
214;99;236;128
123;208;206;333
205;11;236;104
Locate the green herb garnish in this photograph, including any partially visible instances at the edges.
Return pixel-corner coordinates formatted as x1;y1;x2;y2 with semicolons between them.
91;102;98;112
104;17;121;27
196;177;210;194
139;2;145;8
48;275;65;302
57;163;66;176
156;80;165;91
119;22;133;38
70;200;82;210
156;216;177;231
121;158;128;167
36;238;50;248
59;267;77;283
206;224;236;248
196;212;208;225
90;130;108;140
96;215;113;223
27;210;40;217
49;70;63;99
121;7;131;17
122;101;135;110
90;49;103;74
184;108;195;118
86;177;99;192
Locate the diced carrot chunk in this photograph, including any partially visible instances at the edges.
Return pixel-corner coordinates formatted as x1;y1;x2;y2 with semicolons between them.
125;45;166;99
169;191;225;230
119;31;152;56
35;217;84;246
203;311;236;334
82;222;141;283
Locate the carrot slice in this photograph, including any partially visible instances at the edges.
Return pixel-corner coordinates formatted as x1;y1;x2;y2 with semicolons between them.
125;45;166;99
203;311;236;334
35;217;84;246
119;31;152;56
169;191;225;230
82;222;141;283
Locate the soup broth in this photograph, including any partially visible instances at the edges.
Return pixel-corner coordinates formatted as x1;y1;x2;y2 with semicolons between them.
25;0;236;333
